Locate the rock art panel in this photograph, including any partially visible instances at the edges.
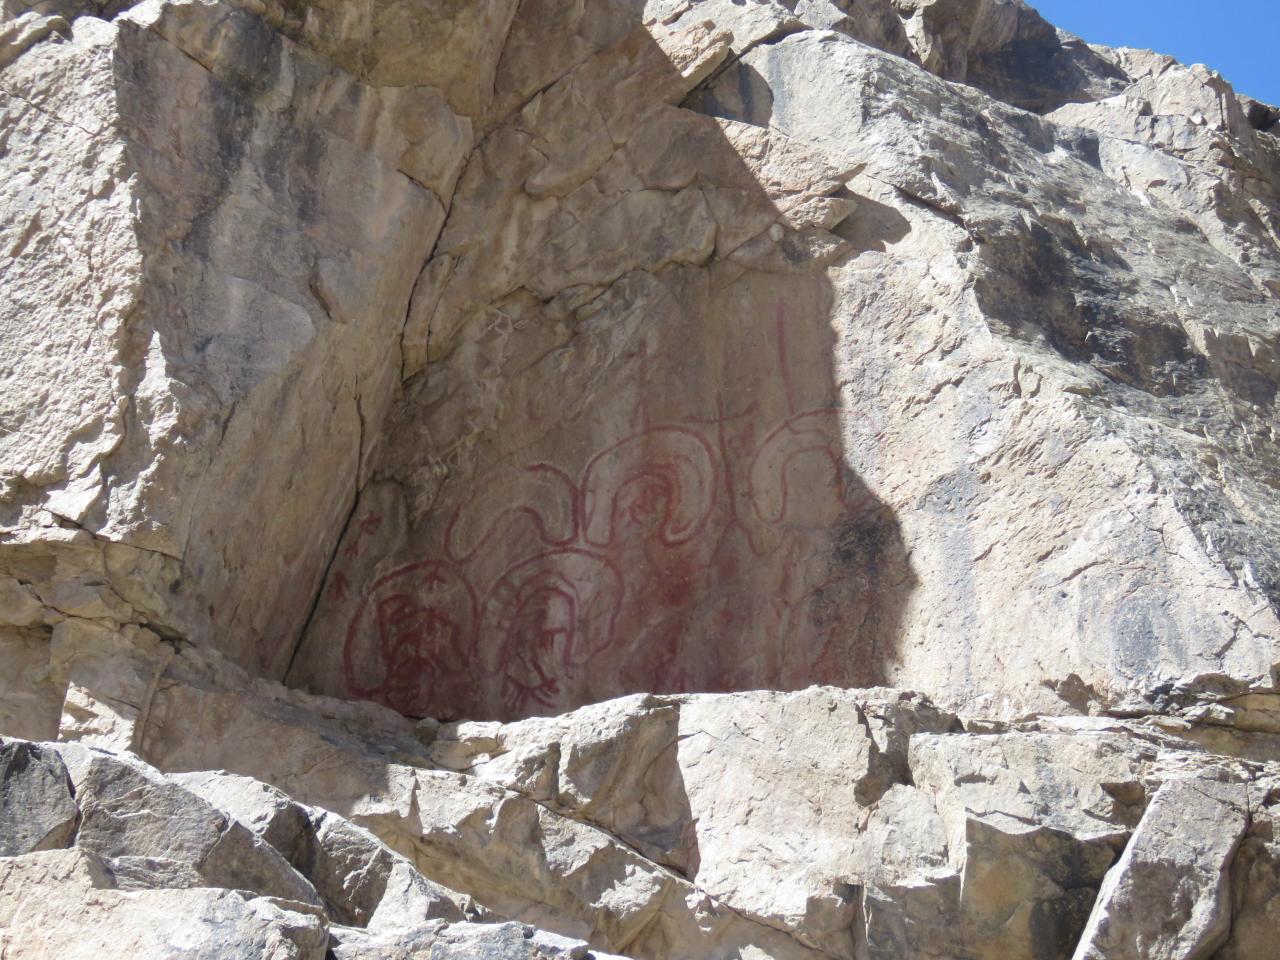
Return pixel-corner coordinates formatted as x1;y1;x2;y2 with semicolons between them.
277;9;924;721
300;279;915;720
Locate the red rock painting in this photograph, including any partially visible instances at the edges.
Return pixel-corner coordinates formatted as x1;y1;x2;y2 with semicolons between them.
339;401;885;718
334;298;902;720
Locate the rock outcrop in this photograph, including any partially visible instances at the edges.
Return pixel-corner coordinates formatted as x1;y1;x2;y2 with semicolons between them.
2;0;1279;957
6;647;1279;958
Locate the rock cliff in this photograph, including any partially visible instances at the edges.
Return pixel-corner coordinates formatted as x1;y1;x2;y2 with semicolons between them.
1;0;1278;957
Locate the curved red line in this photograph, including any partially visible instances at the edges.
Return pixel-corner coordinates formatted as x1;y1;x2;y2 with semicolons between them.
580;425;717;547
444;464;579;563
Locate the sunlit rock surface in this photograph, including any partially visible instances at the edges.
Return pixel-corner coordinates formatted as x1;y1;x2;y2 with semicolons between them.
2;0;1279;957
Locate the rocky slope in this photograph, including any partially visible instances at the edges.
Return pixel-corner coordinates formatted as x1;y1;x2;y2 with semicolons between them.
2;0;1279;957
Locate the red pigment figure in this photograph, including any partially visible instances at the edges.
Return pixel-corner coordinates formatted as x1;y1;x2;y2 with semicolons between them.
499;586;574;713
343;561;478;718
374;593;467;715
341;300;888;716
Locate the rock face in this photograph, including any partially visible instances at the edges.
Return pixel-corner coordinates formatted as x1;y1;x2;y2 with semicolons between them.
2;0;1280;957
285;0;1280;723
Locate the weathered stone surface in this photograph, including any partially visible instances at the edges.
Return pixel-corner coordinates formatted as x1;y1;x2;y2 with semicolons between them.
0;739;77;855
53;741;323;906
170;768;319;870
53;621;172;751
1073;777;1251;960
856;729;1149;959
684;25;1280;719
0;626;61;741
27;637;1279;960
259;0;1279;729
1214;784;1280;960
329;920;628;960
172;767;473;929
2;0;1277;726
4;0;1280;957
421;688;957;959
133;657;1274;960
0;848;329;960
1050;53;1280;302
0;0;461;689
309;808;469;929
150;679;823;960
142;645;435;818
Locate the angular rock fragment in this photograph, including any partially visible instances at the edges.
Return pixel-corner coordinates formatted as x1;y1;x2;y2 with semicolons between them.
429;688;958;957
0;739;78;856
855;729;1152;960
1073;777;1251;960
170;769;319;871
0;848;328;960
1214;783;1280;960
309;808;468;929
53;743;322;908
172;768;473;928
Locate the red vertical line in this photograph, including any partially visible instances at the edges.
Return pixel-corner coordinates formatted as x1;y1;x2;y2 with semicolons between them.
775;299;798;417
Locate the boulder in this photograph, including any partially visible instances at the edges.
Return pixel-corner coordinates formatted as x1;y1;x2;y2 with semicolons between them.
0;739;78;856
0;848;328;960
53;742;322;907
1073;777;1251;960
170;769;319;870
170;768;475;929
309;808;469;929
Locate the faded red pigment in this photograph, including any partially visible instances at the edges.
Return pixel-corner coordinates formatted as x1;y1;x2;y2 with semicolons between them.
337;302;894;720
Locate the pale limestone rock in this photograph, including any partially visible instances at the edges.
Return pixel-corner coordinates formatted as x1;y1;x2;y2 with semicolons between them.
169;769;318;870
671;690;949;956
430;698;1157;960
1;732;480;946
137;657;1276;960
1;0;1276;734
142;656;800;958
427;688;955;958
390;768;828;960
1049;56;1280;300
1073;777;1251;960
0;575;42;625
142;646;433;820
310;808;468;930
52;620;172;750
856;729;1151;959
169;768;472;927
0;0;462;685
223;0;521;116
0;849;329;960
0;627;62;741
71;641;1280;959
1214;786;1280;960
682;27;1280;719
275;0;1280;730
328;920;630;960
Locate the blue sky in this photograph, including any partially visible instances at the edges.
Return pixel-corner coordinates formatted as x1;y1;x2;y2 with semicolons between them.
1031;0;1279;105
